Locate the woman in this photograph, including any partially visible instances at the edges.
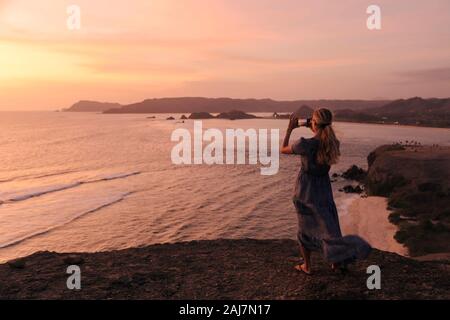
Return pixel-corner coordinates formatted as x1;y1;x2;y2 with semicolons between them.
281;108;371;275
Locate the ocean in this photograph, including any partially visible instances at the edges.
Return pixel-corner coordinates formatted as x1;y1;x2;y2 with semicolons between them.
1;111;449;262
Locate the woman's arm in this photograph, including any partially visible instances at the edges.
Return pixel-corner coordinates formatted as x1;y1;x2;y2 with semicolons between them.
281;129;294;154
281;117;299;154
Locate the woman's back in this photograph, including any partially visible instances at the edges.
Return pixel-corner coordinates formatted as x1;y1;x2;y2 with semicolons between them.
292;137;330;177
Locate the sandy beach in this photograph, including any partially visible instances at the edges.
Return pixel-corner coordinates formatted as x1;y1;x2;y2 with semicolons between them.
341;196;408;256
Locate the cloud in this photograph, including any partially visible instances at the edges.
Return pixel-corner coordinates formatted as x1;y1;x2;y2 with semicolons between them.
0;0;10;8
2;0;450;109
396;67;450;82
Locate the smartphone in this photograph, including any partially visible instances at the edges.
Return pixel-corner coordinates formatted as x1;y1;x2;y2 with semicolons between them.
298;118;312;128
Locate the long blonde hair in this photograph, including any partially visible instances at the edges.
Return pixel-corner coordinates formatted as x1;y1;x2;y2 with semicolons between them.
313;108;340;165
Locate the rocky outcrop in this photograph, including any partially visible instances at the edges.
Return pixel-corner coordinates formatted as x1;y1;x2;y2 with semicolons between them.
365;144;450;256
0;239;448;300
338;165;367;194
188;110;257;120
188;112;215;119
216;110;258;120
366;144;450;196
340;185;364;194
342;165;367;182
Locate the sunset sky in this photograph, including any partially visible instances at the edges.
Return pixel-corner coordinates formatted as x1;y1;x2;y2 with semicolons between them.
0;0;449;110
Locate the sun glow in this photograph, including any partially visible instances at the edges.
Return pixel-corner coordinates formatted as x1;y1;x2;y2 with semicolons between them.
0;0;449;110
0;41;88;82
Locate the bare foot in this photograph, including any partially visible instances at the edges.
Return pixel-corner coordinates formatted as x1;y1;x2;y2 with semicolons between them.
331;263;348;274
294;264;312;275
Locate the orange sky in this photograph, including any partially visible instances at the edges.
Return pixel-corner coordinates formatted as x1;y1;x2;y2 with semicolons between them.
0;0;449;110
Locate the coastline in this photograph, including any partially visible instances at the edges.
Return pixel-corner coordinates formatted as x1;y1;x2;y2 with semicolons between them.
341;196;408;256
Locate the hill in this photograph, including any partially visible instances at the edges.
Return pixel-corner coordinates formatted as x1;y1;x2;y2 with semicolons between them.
65;100;122;112
102;97;387;114
331;97;450;127
66;97;450;127
334;109;383;123
364;97;450;127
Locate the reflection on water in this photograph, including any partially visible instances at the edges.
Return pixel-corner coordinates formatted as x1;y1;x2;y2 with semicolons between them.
0;112;449;262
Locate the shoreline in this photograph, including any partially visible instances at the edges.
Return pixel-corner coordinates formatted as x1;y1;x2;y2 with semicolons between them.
341;196;408;256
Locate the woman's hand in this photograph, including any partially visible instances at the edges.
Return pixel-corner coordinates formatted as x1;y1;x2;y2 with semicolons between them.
288;115;299;131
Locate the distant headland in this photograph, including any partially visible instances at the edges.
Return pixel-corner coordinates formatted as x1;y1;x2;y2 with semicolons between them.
63;100;122;112
66;97;386;113
64;97;450;128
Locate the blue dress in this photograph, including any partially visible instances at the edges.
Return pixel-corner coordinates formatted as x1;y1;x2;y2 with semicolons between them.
292;137;371;264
